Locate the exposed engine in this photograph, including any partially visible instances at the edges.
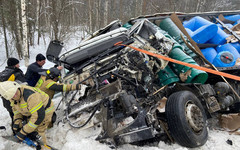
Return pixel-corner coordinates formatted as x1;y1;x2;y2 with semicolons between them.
46;15;240;149
60;20;174;147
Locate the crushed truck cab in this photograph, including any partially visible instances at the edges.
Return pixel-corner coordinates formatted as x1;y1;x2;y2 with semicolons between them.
46;11;240;148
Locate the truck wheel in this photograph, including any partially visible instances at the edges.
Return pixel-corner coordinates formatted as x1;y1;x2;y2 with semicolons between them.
165;91;208;148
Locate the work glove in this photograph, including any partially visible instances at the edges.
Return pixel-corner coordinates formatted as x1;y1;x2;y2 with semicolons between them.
14;135;22;143
15;134;37;147
13;119;23;135
15;130;27;142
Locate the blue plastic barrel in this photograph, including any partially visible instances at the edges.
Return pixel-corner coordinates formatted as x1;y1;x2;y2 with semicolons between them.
201;47;217;63
212;51;236;67
216;24;223;29
208;27;229;45
233;20;240;26
224;15;240;22
191;24;218;44
225;23;233;29
185;28;193;37
231;42;240;53
216;43;240;58
183;18;196;31
183;16;213;31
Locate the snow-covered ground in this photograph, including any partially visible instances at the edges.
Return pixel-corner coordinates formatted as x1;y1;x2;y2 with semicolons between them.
0;34;240;150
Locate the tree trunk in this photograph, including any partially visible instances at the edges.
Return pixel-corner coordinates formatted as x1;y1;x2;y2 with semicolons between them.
168;0;176;12
103;0;109;26
21;0;29;66
12;0;23;59
119;0;124;22
37;0;41;45
88;0;93;33
71;0;75;26
44;0;51;39
142;0;147;15
0;0;9;58
95;1;100;30
135;0;143;17
50;0;59;40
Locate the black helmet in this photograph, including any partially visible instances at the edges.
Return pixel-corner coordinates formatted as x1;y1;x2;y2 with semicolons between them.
46;67;61;79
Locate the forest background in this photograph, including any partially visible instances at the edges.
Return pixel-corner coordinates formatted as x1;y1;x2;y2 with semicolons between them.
0;0;239;66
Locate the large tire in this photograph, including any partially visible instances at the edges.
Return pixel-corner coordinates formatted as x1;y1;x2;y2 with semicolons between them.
166;91;208;148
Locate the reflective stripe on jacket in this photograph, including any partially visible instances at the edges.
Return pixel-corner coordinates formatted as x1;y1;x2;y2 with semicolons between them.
35;75;78;99
11;85;54;136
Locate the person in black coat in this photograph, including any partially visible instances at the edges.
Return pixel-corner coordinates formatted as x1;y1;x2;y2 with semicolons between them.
0;57;26;134
0;58;26;83
25;53;47;87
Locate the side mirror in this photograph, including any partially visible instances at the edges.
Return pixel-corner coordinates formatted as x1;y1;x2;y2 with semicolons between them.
46;40;63;64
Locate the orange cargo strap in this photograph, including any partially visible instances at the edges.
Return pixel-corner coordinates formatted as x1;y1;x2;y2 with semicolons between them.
115;43;240;81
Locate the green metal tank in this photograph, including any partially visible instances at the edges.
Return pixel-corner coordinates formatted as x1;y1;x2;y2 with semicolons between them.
157;65;180;87
168;47;208;84
144;20;208;84
159;18;197;58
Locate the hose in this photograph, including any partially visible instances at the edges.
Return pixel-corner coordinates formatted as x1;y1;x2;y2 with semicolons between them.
66;99;104;128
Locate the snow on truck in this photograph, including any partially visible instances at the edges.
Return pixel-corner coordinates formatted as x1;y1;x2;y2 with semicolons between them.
46;10;240;148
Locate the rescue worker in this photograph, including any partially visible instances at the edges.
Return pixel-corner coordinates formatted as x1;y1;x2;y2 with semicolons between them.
35;67;85;100
25;53;47;86
0;81;54;148
0;57;26;133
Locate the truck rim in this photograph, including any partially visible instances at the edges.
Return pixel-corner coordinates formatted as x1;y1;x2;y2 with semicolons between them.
185;101;204;133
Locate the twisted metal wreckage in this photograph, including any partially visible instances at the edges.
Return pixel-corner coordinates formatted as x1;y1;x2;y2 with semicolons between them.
46;11;240;148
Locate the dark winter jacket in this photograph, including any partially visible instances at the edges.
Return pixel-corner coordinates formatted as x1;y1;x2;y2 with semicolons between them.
0;66;26;129
25;62;47;87
0;66;26;83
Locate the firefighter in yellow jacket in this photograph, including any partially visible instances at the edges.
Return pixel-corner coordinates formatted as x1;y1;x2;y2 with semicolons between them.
35;67;83;100
0;81;54;148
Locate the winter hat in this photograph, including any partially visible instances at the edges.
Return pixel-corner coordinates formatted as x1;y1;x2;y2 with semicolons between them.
7;57;19;66
36;53;46;61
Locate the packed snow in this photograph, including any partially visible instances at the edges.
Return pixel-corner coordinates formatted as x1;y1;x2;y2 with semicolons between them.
0;35;240;150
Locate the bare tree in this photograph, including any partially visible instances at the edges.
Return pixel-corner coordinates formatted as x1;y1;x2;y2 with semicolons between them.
0;0;239;56
142;0;147;15
49;0;59;40
36;0;41;44
9;0;23;59
88;0;93;32
135;0;143;17
0;0;9;58
103;0;109;26
21;0;29;66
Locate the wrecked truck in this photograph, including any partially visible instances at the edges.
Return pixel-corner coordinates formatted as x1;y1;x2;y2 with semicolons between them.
46;11;240;148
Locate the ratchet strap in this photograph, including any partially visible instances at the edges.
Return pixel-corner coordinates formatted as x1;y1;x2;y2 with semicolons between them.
115;42;240;81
